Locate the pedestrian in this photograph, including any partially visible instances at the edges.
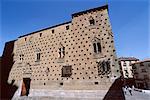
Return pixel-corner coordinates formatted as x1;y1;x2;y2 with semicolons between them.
123;86;127;95
128;87;132;96
132;85;135;90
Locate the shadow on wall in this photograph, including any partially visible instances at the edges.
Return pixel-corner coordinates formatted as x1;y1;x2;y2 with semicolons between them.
0;40;18;99
103;77;125;100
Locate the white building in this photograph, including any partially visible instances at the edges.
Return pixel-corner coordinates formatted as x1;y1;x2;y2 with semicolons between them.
119;57;139;78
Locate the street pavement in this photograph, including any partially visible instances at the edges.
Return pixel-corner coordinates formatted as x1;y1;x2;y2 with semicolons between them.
125;89;150;100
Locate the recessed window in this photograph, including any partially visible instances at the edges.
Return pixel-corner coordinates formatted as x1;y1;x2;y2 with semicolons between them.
89;16;95;25
66;25;69;30
19;54;24;61
60;82;63;85
35;48;41;62
52;29;54;33
92;37;102;54
36;53;40;61
62;65;72;77
40;33;42;37
58;43;65;59
97;60;111;75
93;42;101;53
95;82;98;85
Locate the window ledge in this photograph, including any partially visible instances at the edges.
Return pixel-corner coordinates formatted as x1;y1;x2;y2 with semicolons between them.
57;58;65;63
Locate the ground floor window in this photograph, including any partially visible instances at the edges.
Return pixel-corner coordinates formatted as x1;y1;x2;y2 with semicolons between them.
62;65;72;77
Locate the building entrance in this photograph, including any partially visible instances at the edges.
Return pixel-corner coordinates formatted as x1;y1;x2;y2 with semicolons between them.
21;78;31;96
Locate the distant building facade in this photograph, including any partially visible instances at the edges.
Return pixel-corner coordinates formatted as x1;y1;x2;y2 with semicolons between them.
132;59;150;89
6;5;120;98
118;57;139;78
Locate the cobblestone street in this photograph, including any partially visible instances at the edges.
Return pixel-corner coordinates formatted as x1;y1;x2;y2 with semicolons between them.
125;90;150;100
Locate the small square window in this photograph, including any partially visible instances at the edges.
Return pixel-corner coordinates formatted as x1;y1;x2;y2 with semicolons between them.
52;29;54;33
89;19;95;25
62;65;72;77
95;82;98;85
60;82;63;85
66;25;69;30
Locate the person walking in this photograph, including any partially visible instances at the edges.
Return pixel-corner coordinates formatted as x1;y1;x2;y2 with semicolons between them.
123;86;127;95
128;87;132;96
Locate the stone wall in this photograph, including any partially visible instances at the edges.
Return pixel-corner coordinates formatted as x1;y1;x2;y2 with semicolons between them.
7;5;120;96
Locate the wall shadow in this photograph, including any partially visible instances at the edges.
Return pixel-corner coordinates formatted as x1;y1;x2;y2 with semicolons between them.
0;40;18;100
103;77;125;100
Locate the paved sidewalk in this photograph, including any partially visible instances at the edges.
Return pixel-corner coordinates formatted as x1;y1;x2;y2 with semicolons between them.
125;89;150;100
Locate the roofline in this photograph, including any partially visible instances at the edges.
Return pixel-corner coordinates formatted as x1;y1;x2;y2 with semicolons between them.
19;21;71;38
119;59;139;61
72;4;108;18
5;39;17;43
132;59;150;64
18;4;108;38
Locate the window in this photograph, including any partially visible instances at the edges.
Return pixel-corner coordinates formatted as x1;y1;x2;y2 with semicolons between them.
141;69;146;72
123;62;126;66
45;67;50;76
66;25;69;30
140;63;144;66
97;60;111;75
19;54;24;61
89;16;95;25
93;42;101;53
62;65;72;77
35;48;41;62
52;29;54;33
95;82;98;85
40;33;42;37
124;69;129;77
58;43;65;58
148;64;150;67
97;43;101;52
36;53;40;61
92;37;102;54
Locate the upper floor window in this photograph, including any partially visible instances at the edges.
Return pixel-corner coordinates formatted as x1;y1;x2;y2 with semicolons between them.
140;63;144;66
58;43;65;58
89;16;95;25
19;54;24;61
123;62;127;66
52;29;54;33
66;25;69;30
35;48;41;62
62;65;72;77
141;69;146;73
40;33;42;37
92;37;101;53
36;53;40;61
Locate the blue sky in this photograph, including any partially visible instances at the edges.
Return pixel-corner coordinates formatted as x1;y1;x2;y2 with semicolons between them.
1;0;149;60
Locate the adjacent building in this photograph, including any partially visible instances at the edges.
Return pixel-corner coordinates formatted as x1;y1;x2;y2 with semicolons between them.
132;59;150;89
5;5;121;99
118;57;139;79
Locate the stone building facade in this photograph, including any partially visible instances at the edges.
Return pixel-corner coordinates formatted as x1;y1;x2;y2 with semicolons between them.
7;5;120;97
132;59;150;89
